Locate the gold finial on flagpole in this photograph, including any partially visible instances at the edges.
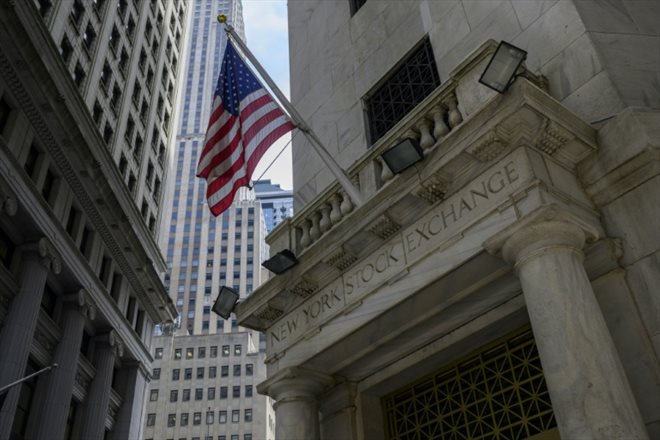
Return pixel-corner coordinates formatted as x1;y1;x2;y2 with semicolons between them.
217;14;227;23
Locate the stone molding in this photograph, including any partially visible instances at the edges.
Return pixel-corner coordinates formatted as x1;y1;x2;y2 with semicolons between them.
20;237;62;274
484;205;600;271
257;366;334;401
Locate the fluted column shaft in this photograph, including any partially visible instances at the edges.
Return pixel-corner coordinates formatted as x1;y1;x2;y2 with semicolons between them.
78;334;121;440
32;294;93;440
258;367;333;440
0;240;59;438
488;210;648;439
107;362;149;440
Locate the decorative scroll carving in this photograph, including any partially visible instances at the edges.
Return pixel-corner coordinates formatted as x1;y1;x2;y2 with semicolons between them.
291;278;319;299
21;238;62;274
537;119;573;156
324;246;358;271
416;175;449;205
367;214;401;240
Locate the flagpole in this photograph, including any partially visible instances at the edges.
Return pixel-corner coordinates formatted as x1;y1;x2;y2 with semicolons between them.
217;15;364;207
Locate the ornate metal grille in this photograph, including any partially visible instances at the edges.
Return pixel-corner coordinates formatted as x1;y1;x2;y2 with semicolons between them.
382;328;557;440
366;39;441;145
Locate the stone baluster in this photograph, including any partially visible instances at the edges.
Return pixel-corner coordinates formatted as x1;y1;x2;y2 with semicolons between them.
319;205;331;234
377;157;394;184
76;331;124;440
28;290;96;440
299;220;312;249
0;238;61;439
309;212;321;242
485;207;648;440
339;191;353;216
430;105;449;139
444;94;463;128
258;367;333;440
329;194;342;226
416;118;435;153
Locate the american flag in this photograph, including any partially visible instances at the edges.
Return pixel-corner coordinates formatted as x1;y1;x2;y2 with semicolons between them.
197;40;295;216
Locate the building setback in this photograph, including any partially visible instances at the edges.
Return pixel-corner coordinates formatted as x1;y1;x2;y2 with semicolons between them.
0;0;188;438
143;332;273;440
237;1;660;440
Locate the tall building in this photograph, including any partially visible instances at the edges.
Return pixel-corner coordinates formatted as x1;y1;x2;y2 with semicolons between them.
34;0;188;244
0;0;188;438
237;1;660;440
146;1;274;438
143;332;274;440
253;180;293;233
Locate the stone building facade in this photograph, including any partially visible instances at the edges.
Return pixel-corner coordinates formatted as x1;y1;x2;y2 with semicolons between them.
0;0;187;438
143;332;273;440
236;1;659;439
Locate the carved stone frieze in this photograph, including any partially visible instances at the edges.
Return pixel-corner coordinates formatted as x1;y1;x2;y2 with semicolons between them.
291;278;319;299
416;174;449;205
254;304;284;322
537;119;573;156
75;371;91;389
324;246;358;271
367;214;401;240
33;325;56;353
467;130;506;162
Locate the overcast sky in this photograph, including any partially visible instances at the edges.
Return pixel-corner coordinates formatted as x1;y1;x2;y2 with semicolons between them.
242;0;294;190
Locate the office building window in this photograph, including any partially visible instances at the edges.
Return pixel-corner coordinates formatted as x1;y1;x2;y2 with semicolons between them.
182;389;190;401
246;364;253;376
149;389;158;401
222;345;230;356
193;412;201;425
219;410;227;424
197;367;204;379
181;413;189;426
210;346;218;358
184;368;192;380
209;366;216;378
186;347;194;359
146;413;155;426
221;366;228;377
198;347;206;358
365;38;440;145
170;390;178;402
208;387;215;400
234;344;241;356
220;386;227;399
245;385;253;397
233;365;241;376
195;388;203;400
231;410;239;423
155;348;163;359
206;411;214;425
245;409;252;422
167;413;176;427
172;369;180;381
152;368;161;380
232;386;240;398
174;348;182;359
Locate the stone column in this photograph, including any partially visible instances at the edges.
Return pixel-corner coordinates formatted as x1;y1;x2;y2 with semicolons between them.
485;207;648;439
257;367;333;440
77;331;124;440
320;381;358;440
0;238;60;438
107;361;150;440
28;290;96;440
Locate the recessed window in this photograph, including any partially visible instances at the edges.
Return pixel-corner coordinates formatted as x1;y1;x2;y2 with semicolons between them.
154;348;163;359
365;38;440;145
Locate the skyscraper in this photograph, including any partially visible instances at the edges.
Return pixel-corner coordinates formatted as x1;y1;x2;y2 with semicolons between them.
253;180;293;233
0;0;187;438
144;1;274;438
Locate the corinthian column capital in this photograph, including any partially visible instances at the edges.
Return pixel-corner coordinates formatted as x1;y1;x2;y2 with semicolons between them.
258;366;334;401
484;205;599;269
61;289;96;320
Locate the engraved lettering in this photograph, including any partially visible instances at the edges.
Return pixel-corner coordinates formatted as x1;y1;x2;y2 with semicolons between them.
428;214;442;235
487;171;506;193
405;232;418;252
441;203;457;228
469;181;489;206
504;161;519;184
458;198;472;218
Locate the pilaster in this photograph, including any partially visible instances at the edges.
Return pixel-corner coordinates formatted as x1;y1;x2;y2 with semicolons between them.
485;206;648;439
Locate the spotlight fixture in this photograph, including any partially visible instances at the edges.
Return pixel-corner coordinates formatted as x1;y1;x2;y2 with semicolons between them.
479;41;527;93
262;249;298;274
212;286;240;319
381;138;424;175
